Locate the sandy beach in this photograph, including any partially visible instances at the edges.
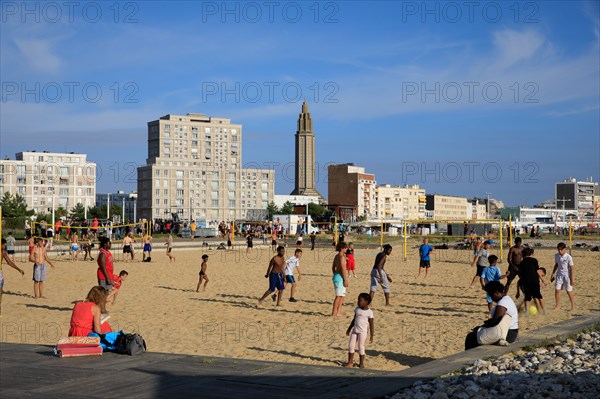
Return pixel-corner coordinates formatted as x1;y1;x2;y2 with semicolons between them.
1;240;598;371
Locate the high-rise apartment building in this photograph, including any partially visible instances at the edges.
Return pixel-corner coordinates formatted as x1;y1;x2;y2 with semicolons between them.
137;113;274;222
374;184;426;220
555;178;599;212
0;151;96;214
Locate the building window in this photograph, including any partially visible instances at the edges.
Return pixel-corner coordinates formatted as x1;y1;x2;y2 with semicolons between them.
211;191;218;199
176;180;184;189
176;170;184;178
176;189;184;197
229;200;236;207
211;200;218;207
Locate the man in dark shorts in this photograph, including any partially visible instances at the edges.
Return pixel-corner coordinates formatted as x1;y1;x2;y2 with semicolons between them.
504;237;523;294
258;246;286;306
417;238;433;279
246;233;253;254
470;240;491;287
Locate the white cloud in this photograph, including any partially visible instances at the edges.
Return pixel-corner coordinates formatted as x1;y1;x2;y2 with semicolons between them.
14;38;62;73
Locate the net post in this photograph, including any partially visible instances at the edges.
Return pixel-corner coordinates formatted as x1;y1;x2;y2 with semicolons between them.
499;219;503;261
403;220;407;261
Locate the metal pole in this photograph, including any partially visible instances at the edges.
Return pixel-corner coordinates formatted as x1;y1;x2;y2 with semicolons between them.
84;197;87;220
569;216;573;251
334;216;338;246
403;220;407;261
122;197;125;224
499;219;503;261
509;214;513;245
380;217;383;250
133;199;137;224
107;193;111;220
51;194;55;229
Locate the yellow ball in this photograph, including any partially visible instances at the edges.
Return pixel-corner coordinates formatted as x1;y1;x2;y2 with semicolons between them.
529;305;538;316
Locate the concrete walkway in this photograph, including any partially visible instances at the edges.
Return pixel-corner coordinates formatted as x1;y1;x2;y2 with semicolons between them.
1;311;598;399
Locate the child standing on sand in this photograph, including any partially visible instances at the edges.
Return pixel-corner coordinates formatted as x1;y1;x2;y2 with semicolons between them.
550;242;575;311
345;293;374;369
196;255;209;292
346;243;356;278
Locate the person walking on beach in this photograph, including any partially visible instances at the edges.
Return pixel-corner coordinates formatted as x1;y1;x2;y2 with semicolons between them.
332;242;349;316
165;232;175;262
30;238;55;299
344;293;374;369
70;231;80;262
196;255;209;292
416;238;433;279
190;220;197;240
310;233;316;251
550;242;575;311
246;233;253;254
504;237;523;295
1;238;25;316
284;249;303;303
370;244;393;306
258;246;286;306
470;240;491;288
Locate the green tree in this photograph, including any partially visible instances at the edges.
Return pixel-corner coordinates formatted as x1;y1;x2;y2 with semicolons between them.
280;201;294;215
0;192;34;229
307;202;327;221
266;201;279;220
88;204;123;221
55;207;68;218
69;203;86;221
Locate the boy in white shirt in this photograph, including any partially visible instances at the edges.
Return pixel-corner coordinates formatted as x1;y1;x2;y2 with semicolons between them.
550;242;575;311
284;249;303;303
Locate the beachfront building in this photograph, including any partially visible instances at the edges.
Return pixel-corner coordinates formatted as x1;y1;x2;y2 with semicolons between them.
500;206;573;228
96;191;138;223
291;101;324;202
425;194;470;220
468;199;489;219
273;194;320;209
373;184;426;221
328;163;377;221
555;177;599;213
137;113;275;222
0;151;96;214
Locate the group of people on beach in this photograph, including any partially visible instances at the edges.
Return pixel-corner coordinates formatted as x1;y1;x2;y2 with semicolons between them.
0;229;581;368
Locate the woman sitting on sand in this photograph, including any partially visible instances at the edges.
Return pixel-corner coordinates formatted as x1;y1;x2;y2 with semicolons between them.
465;281;519;350
68;286;112;337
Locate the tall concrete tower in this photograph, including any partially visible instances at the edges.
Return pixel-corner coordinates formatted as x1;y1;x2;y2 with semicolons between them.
291;100;324;201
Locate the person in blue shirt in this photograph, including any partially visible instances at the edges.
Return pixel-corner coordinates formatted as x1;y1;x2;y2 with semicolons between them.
417;238;434;279
480;255;505;317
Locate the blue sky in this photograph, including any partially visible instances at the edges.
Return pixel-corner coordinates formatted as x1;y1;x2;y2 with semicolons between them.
1;0;598;206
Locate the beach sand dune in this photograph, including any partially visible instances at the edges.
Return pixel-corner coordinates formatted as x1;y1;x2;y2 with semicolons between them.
1;244;598;371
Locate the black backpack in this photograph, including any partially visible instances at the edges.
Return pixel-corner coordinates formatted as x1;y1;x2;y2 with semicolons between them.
116;333;147;356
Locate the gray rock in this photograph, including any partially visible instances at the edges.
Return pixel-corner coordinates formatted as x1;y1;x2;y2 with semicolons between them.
574;348;586;355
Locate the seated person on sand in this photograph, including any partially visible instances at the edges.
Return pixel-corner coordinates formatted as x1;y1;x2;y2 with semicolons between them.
465;281;519;350
69;286;112;337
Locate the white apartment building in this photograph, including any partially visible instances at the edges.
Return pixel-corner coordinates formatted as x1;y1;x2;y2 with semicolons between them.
0;151;96;214
137;113;274;222
425;194;470;220
374;184;426;220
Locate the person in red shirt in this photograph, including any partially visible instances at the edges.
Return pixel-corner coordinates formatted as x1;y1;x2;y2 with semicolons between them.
55;220;62;240
69;286;112;336
106;270;128;306
97;237;114;302
91;217;99;239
